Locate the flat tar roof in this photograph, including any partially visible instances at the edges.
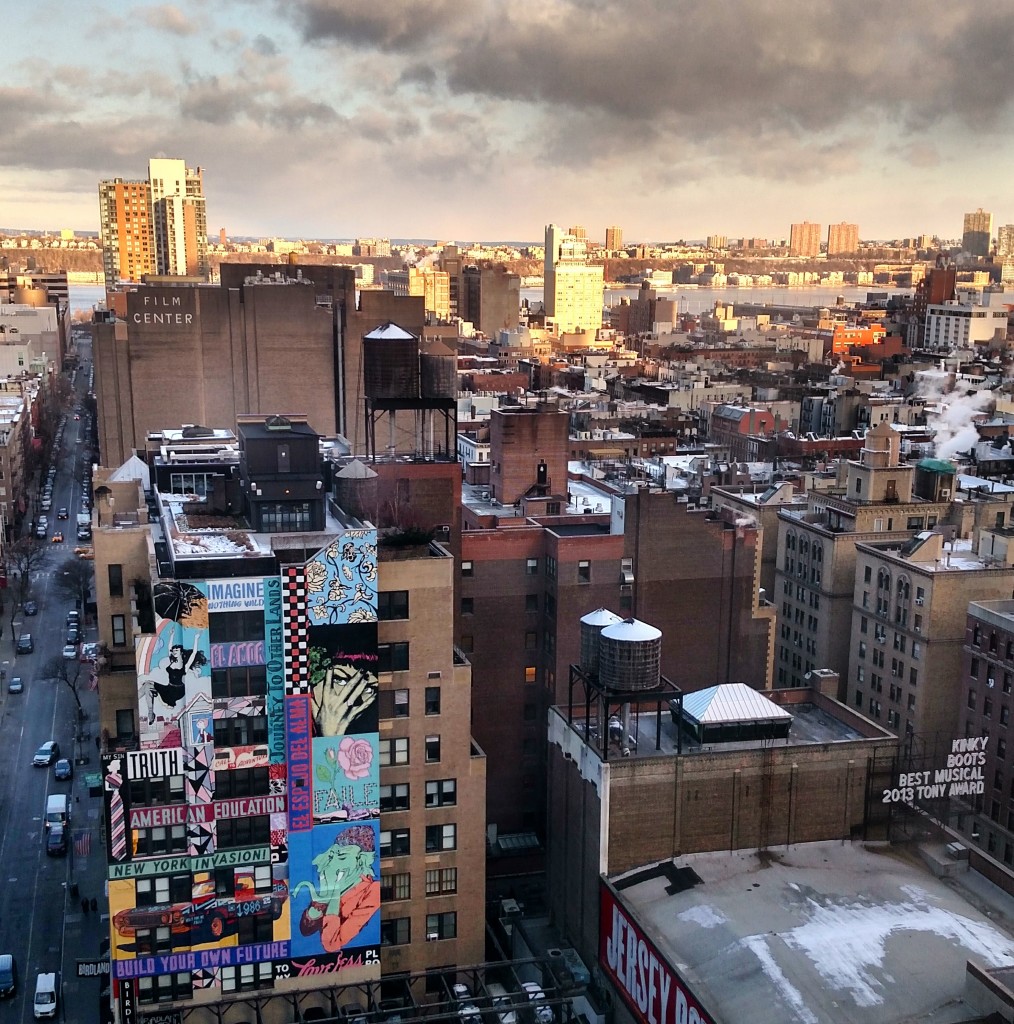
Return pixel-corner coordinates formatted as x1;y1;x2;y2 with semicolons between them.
616;842;1014;1024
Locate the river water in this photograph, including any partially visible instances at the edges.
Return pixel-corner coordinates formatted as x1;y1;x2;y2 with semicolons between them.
69;282;910;317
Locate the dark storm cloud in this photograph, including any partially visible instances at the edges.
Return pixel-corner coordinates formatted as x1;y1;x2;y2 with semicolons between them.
285;0;461;52
252;34;279;57
278;0;1014;140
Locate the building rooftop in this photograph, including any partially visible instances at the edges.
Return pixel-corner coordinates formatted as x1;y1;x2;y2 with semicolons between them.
615;841;1014;1024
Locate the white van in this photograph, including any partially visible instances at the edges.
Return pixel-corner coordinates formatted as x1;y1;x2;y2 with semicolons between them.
33;972;57;1019
44;795;68;832
486;983;518;1024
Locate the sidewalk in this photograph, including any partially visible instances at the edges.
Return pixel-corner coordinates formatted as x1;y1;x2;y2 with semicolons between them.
61;681;110;1022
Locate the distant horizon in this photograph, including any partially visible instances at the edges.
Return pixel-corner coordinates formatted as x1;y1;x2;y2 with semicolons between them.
0;226;965;250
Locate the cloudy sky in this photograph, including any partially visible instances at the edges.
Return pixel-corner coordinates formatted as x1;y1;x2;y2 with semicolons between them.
5;0;1014;244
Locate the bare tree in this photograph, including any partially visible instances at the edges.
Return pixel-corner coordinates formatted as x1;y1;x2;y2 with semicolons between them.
54;555;94;614
7;537;47;642
44;653;84;716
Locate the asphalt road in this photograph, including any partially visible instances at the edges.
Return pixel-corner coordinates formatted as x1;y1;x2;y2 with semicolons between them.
0;336;104;1022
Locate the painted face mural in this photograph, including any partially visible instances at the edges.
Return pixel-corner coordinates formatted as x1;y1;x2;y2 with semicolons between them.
290;823;380;955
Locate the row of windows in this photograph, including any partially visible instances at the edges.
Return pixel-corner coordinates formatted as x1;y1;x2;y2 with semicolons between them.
967;690;1012;724
381;911;457;945
379;779;457;812
462;558;590;582
381;868;458;901
380;823;457;857
969;659;1014;693
381;735;442;766
382;687;441;719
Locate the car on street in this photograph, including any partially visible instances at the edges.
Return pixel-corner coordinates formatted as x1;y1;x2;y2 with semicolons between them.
53;759;73;781
17;634;34;654
51;532;64;544
66;626;79;644
7;677;23;694
521;983;553;1024
0;953;17;998
45;826;67;857
33;741;60;766
23;600;37;616
34;523;47;538
62;643;78;660
57;508;68;519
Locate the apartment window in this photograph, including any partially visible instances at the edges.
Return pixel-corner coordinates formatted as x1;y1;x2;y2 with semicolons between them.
378;590;409;620
425;686;441;715
215;767;269;799
971;657;980;678
546;556;557;579
129;775;185;807
426;823;457;852
134;825;188;856
221;962;273;992
381;873;411;901
860;616;868;635
425;867;458;895
380;829;411;857
379;783;410;812
378;643;410;673
461;561;473;578
216;815;270;849
212;666;267;698
138;973;193;1005
578;560;591;583
526;558;539;575
863;566;872;583
112;614;127;647
380;738;409;766
425;735;441;763
425;779;457;808
381;918;411;946
425;912;457;941
236;915;275;947
460;597;474;615
108;563;124;598
525;630;538;650
525;593;539;613
525;666;537;685
214;715;268;747
209;610;264;644
394;689;410;717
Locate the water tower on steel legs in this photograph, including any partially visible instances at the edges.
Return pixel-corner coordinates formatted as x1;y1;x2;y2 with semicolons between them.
362;323;457;461
569;610;681;759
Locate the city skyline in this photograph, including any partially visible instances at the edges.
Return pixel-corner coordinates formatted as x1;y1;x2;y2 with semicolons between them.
6;2;1014;241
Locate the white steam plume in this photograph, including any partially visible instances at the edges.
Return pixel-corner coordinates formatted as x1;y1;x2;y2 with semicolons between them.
916;369;994;461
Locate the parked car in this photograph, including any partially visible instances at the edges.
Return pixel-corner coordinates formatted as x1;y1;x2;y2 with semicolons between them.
33;741;60;766
62;644;78;660
17;634;34;654
53;759;73;781
22;600;37;616
521;983;554;1024
0;953;17;998
34;523;47;539
66;627;80;644
45;826;67;857
7;677;23;694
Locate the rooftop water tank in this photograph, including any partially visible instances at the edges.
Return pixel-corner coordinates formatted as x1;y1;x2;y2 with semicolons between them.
363;323;420;400
598;617;662;692
579;608;623;677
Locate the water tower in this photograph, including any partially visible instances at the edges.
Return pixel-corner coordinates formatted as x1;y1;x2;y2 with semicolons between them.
362;323;457;460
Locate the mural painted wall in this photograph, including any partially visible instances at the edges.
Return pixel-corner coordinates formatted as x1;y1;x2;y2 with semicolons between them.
286;529;381;970
108;531;381;990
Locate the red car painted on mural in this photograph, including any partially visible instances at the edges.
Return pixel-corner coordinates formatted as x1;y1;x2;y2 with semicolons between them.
114;882;287;945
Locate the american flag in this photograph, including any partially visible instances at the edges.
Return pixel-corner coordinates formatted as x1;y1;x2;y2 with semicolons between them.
74;830;91;856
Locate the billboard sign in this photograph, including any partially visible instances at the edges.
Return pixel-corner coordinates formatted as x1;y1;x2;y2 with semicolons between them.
599;883;713;1024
